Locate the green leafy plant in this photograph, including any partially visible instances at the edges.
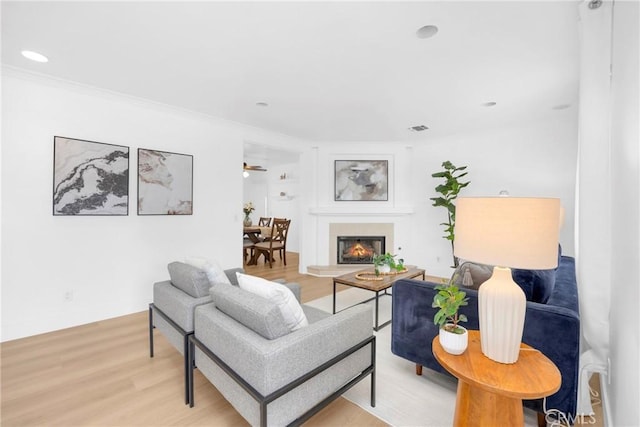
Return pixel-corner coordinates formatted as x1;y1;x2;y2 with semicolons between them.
373;253;405;275
430;161;470;268
432;284;469;334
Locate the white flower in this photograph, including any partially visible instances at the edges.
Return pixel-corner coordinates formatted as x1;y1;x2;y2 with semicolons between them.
243;202;255;215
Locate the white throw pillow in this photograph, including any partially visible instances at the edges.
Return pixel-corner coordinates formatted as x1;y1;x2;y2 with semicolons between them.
236;272;308;331
184;256;232;286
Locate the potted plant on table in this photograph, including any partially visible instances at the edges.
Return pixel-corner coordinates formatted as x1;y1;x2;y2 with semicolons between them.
373;253;405;275
432;284;469;355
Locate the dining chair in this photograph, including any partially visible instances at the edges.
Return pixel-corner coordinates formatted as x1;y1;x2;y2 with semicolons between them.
253;218;291;268
243;238;255;264
257;217;273;242
258;217;272;227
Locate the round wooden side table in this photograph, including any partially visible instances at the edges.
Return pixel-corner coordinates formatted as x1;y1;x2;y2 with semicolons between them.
432;330;561;426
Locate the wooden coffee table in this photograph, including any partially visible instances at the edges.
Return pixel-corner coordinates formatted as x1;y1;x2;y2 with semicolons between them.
432;330;561;426
332;266;425;331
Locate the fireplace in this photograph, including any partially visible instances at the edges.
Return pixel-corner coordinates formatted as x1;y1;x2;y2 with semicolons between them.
337;236;385;264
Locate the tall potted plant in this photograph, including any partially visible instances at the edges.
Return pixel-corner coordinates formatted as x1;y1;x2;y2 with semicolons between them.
432;284;469;355
430;161;470;268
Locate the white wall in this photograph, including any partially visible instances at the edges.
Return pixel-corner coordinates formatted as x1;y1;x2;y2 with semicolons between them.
608;1;639;425
267;161;301;252
299;144;416;272
299;115;578;278
243;159;301;252
415;117;578;277
0;68;579;341
243;166;269;219
1;69;308;341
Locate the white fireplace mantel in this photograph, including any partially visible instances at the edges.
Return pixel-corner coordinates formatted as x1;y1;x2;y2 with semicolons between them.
308;206;414;216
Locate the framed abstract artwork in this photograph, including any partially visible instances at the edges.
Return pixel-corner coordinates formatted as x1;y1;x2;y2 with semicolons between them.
53;136;129;215
334;160;388;201
137;148;193;215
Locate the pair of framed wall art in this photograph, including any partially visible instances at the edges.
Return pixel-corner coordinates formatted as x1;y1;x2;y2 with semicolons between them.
52;136;193;216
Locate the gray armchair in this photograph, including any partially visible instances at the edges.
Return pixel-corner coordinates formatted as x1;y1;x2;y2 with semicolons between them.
189;283;376;426
149;262;300;405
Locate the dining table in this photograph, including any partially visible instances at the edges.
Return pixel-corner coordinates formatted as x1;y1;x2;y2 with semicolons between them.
243;226;273;265
243;226;262;244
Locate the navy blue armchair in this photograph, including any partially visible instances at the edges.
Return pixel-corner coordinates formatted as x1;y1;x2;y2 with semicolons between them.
391;256;580;419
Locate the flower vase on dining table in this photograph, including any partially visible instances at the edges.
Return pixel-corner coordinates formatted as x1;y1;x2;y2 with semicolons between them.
243;202;255;226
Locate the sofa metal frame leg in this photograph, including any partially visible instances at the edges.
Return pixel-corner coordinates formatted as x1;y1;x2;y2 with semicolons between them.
148;304;154;358
183;334;190;405
188;337;195;408
149;302;192;405
371;335;376;407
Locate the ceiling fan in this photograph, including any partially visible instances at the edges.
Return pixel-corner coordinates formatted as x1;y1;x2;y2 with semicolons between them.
243;162;267;172
243;162;267;177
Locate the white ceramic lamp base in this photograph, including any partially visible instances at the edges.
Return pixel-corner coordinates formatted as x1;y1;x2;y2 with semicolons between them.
478;266;526;364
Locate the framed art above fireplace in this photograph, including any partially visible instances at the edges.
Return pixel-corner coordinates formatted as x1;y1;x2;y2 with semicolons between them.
334;160;388;201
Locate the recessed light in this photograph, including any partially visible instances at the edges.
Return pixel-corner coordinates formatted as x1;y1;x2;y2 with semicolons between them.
256;102;269;107
21;50;48;63
416;25;439;39
482;102;497;107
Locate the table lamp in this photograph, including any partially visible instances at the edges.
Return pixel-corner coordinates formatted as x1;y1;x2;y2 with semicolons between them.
454;197;560;364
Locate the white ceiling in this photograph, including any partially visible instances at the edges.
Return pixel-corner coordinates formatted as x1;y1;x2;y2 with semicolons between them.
1;1;579;143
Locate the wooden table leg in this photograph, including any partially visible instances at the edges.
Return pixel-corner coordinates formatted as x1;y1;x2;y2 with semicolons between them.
453;380;524;427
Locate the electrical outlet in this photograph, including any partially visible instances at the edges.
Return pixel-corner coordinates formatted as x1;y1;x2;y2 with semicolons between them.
64;290;74;302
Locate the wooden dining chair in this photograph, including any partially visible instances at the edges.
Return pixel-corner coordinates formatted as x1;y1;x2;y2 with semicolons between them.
243;238;255;265
258;217;272;227
253;218;291;268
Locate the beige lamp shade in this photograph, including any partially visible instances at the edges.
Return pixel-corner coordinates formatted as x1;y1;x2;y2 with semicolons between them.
453;197;561;363
454;197;561;269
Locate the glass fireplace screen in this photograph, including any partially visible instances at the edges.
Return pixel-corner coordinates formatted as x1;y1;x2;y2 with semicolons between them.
337;236;385;264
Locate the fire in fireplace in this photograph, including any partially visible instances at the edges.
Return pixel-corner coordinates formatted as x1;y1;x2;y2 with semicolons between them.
337;236;385;264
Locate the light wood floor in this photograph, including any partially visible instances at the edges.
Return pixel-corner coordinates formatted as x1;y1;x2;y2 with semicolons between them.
1;252;603;426
1;253;386;427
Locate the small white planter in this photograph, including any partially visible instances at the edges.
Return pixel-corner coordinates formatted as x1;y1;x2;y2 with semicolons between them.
378;264;391;274
439;325;468;355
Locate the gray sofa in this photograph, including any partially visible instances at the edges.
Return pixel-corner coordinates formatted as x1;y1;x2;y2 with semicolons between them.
189;283;376;426
149;262;300;404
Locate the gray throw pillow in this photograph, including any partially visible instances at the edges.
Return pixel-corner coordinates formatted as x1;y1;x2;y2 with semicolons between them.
167;261;211;298
210;284;291;340
452;261;493;290
453;259;557;303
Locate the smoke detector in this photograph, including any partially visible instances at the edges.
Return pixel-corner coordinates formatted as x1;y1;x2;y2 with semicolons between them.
408;125;429;132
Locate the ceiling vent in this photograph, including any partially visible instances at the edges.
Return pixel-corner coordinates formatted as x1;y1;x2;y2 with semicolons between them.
408;125;429;132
